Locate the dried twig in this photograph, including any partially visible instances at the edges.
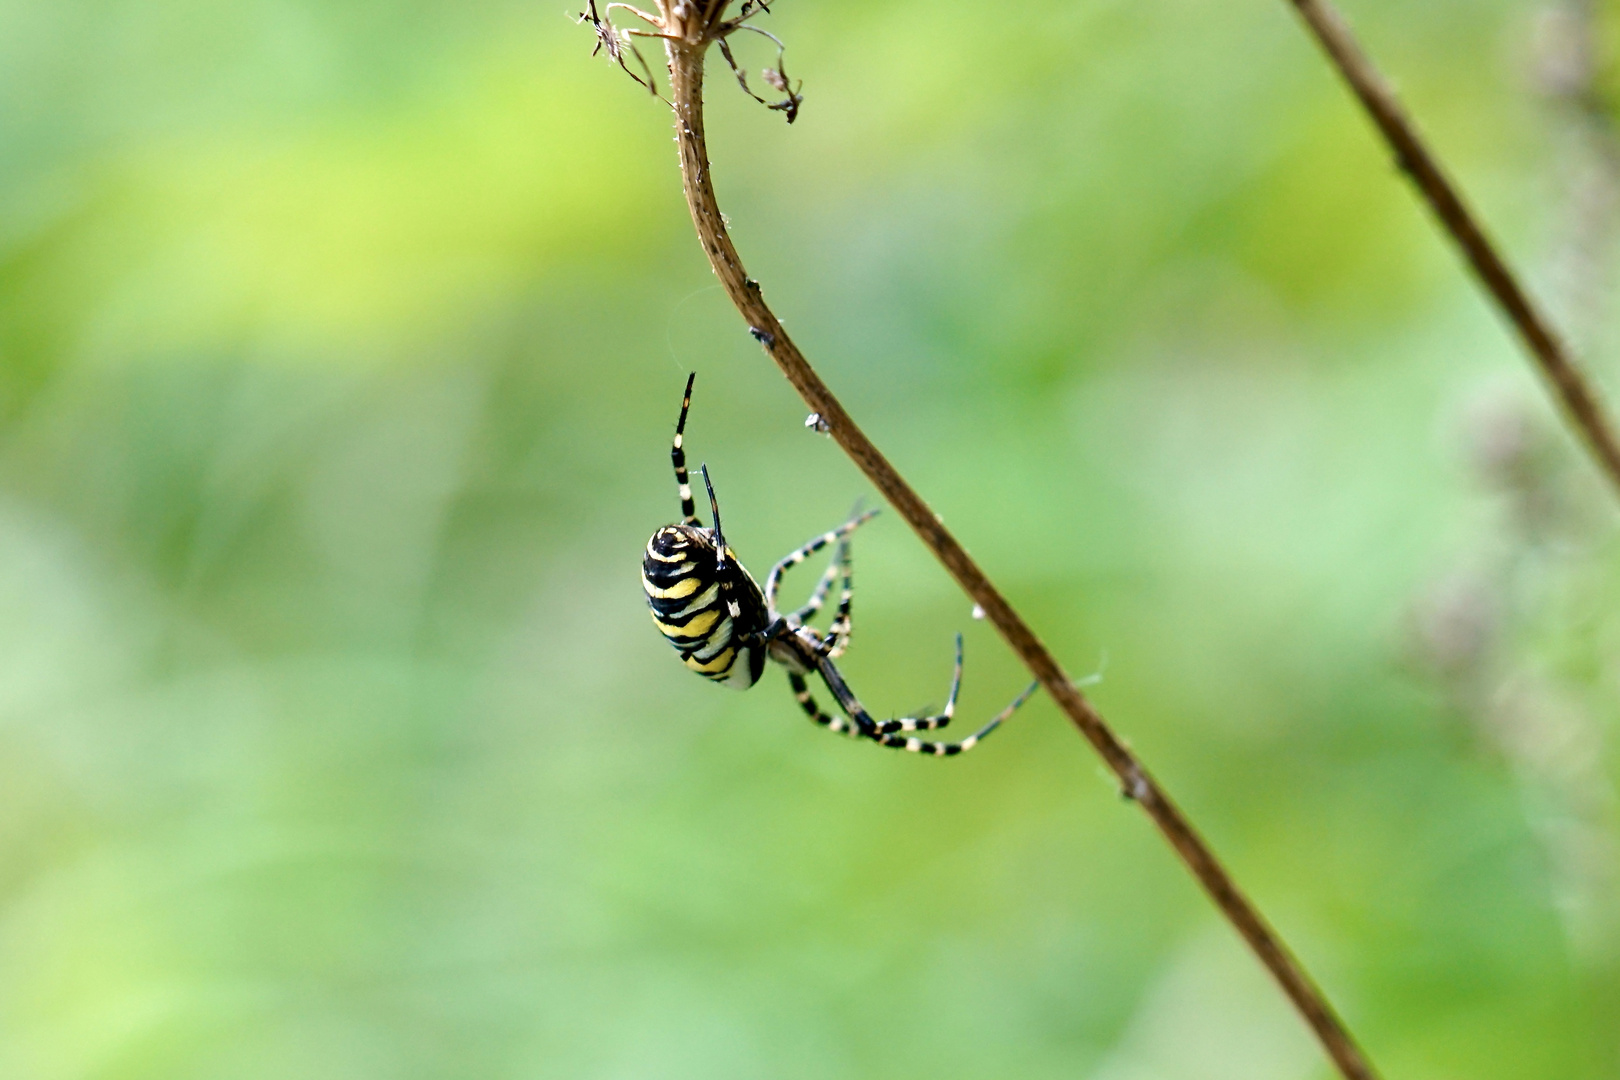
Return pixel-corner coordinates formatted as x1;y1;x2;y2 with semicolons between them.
581;5;1385;1080
1284;0;1620;502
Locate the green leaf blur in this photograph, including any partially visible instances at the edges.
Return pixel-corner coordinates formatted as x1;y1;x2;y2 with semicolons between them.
1;0;1616;1077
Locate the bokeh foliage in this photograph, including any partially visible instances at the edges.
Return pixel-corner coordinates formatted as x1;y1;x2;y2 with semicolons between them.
1;0;1618;1077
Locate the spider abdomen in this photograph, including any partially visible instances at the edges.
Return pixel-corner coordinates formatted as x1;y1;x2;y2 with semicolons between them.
643;524;768;689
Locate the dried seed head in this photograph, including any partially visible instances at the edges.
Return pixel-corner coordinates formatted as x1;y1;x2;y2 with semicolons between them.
578;0;660;96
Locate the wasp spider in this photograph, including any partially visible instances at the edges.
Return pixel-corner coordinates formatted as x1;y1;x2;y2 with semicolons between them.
642;374;1037;755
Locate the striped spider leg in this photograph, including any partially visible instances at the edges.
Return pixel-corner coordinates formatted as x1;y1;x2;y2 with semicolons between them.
820;542;855;659
767;525;1036;753
670;371;699;526
786;539;845;627
770;518;868;740
766;505;878;658
789;634;1039;755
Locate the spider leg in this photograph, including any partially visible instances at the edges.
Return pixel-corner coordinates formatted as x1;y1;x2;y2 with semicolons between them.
766;507;879;615
670;373;699;525
815;642;1039;756
788;672;861;738
872;633;962;733
820;539;856;659
789;540;845;625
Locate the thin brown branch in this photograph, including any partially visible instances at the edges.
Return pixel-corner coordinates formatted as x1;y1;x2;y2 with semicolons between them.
1285;0;1620;501
623;11;1386;1080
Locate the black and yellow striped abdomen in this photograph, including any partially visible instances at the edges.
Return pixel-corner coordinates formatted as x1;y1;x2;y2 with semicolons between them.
643;524;769;689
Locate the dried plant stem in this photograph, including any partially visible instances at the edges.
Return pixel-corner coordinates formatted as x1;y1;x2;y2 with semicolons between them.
661;35;1381;1080
1285;0;1620;500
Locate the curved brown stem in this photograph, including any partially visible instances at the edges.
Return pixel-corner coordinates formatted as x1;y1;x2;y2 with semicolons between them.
659;30;1382;1080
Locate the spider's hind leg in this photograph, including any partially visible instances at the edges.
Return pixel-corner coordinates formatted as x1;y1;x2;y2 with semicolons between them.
815;636;1038;756
788;672;862;738
871;633;964;735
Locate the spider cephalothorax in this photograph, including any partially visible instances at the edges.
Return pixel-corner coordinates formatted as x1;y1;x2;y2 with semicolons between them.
642;374;1036;755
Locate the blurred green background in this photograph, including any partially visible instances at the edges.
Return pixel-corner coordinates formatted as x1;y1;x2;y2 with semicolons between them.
2;0;1619;1076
